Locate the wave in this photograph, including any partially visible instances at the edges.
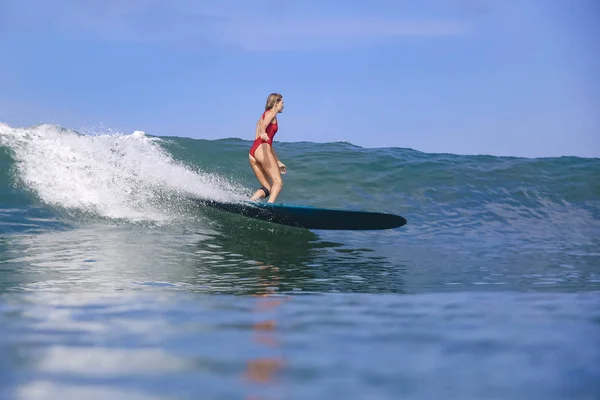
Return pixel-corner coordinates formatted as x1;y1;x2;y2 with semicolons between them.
0;123;249;223
1;123;599;239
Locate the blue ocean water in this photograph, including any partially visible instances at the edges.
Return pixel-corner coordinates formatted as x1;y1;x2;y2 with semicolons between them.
0;123;599;399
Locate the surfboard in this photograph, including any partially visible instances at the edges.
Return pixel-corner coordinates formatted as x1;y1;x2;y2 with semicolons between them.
191;198;407;230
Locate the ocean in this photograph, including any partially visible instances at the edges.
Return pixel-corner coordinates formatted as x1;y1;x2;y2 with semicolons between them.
0;123;599;399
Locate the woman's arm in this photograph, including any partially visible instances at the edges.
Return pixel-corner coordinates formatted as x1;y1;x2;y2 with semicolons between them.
254;119;261;140
271;147;286;173
256;110;276;141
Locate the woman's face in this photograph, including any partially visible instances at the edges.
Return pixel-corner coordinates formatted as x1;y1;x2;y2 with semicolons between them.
275;98;284;113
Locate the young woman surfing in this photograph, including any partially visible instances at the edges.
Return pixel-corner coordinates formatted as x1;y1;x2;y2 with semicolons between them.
248;93;287;203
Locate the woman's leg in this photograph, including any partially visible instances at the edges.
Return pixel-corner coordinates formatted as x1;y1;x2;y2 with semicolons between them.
253;144;283;203
249;154;271;200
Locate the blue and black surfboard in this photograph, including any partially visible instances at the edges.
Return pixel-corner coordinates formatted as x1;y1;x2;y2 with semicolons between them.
192;198;407;230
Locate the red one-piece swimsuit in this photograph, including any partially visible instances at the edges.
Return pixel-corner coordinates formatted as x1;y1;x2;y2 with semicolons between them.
249;110;278;158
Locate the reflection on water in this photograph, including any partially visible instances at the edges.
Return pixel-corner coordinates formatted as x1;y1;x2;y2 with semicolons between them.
1;289;598;400
0;215;403;295
4;215;597;399
0;219;404;399
244;269;288;400
196;214;407;295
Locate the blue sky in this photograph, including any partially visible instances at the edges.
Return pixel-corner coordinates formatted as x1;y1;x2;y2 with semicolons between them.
0;0;598;158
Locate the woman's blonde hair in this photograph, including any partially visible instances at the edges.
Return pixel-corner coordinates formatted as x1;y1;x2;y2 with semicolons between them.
265;93;283;110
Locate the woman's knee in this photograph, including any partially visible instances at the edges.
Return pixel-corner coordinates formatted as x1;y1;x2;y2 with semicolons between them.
271;177;283;187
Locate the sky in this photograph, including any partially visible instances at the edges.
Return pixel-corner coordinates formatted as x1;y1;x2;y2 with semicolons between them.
0;0;598;158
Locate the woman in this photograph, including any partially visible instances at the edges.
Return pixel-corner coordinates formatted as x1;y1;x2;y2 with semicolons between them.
248;93;287;203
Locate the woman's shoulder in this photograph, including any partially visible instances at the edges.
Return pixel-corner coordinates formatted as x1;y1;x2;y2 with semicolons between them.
262;109;276;120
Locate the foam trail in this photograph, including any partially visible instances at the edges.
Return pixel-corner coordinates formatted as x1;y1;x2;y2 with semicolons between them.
0;123;248;222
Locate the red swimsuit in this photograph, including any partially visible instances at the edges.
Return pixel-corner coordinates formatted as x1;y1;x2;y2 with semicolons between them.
249;110;278;158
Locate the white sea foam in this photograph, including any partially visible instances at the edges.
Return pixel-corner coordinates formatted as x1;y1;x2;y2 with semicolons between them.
0;123;248;222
